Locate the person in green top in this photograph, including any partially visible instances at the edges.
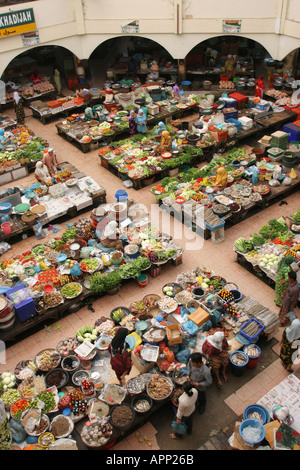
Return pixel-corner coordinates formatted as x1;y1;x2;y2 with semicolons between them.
275;255;296;307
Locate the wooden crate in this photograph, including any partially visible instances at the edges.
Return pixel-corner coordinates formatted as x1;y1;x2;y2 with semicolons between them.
188;307;210;327
166;323;182;346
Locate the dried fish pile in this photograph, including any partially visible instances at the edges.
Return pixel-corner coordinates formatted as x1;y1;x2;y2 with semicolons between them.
231;352;248;365
241;321;262;338
126;376;145;395
133;399;151;413
238;296;279;333
244;345;260;357
247;411;264;423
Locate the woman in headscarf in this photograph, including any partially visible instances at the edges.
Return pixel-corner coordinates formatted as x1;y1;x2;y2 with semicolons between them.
154;121;167;135
108;327;132;386
34;161;52;184
154;130;172;155
278;269;300;326
84;107;94;121
128;109;136;137
202;331;230;389
13;91;25;125
280;318;300;372
212;166;228;190
135;109;147;133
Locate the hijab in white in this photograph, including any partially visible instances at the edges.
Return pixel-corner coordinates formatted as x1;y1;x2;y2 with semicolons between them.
286;319;300;342
207;331;224;350
13;92;21;105
35;161;50;181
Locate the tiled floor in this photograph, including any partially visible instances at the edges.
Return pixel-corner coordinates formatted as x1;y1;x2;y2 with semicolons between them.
0;102;299;449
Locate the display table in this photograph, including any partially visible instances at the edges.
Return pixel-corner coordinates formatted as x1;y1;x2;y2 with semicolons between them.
0;162;107;244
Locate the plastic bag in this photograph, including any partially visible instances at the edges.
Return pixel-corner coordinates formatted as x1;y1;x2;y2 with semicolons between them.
171;420;187;436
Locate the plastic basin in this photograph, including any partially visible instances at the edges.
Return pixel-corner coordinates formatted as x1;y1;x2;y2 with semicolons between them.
239;419;265;446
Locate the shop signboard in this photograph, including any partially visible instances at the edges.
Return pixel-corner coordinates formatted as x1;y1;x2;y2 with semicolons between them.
222;20;241;33
0;8;36;39
21;30;40;47
121;20;139;34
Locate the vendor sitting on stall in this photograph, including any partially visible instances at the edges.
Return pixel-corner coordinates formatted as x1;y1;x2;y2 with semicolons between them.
135;109;147;134
202;331;230;389
211;166;228;190
108;327;132;386
35;161;52;184
84;107;94;121
154;130;172;155
43;148;58;175
100;220;123;251
154;121;167;135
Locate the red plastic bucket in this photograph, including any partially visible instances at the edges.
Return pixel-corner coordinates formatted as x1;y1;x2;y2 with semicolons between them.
137;274;148;287
243;345;261;369
1;222;11;234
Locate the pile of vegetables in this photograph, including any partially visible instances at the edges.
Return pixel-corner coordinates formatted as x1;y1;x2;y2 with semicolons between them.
234;237;254;253
76;325;99;343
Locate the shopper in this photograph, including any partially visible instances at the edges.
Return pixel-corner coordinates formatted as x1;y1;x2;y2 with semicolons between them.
202;331;230;389
280;318;300;372
108;327;132;386
186;352;212;414
170;381;198;439
278;270;299;326
275;255;296;307
13;91;25;125
42;148;58;175
53;67;62;95
154;121;167;135
128;110;136;137
135;109;147;133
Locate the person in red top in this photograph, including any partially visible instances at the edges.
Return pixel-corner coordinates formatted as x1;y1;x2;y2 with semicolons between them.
30;70;41;85
255;76;265;100
108;328;132;386
202;331;230;389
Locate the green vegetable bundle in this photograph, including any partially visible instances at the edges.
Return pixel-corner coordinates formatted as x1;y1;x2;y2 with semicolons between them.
234;237;254;253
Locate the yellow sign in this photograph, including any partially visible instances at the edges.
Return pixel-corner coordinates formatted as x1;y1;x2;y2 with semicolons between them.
0;8;36;39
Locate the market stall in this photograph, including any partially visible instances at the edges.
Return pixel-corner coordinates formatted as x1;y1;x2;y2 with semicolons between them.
0;161;107;244
0;198;183;343
0;264;281;450
0;126;48;186
55;85;199;154
151;131;300;241
29;88;101;125
234;210;300;302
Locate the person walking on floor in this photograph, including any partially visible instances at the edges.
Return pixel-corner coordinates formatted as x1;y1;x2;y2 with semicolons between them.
186;352;212;414
280;318;300;372
13;91;25;125
170;381;198;439
279;270;299;326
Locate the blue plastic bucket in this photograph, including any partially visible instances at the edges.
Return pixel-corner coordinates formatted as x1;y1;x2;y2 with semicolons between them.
115;189;128;202
243;405;267;424
239;419;265;447
243;404;270;423
230;351;249;377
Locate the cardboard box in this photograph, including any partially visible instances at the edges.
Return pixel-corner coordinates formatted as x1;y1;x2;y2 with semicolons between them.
188;307;210;327
131;350;155;374
166;323;182;346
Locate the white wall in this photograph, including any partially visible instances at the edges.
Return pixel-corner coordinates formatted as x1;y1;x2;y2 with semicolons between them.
0;0;299;76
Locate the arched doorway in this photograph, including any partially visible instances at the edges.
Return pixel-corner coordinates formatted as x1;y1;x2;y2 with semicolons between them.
1;45;82;99
184;35;273;89
88;36;176;87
